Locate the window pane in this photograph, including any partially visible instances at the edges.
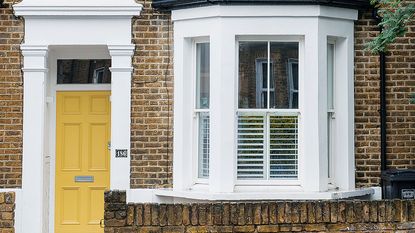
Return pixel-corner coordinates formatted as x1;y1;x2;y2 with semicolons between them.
196;43;210;109
57;60;111;84
327;43;335;110
269;42;299;109
198;112;210;179
239;42;268;109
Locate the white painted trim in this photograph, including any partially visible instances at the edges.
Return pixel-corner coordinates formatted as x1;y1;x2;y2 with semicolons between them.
107;44;135;191
14;2;142;17
154;187;375;201
370;187;383;200
20;45;48;233
55;84;111;91
172;5;358;22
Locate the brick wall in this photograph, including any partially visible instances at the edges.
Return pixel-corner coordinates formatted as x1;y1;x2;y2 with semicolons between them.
104;191;415;233
0;0;414;190
354;7;415;187
0;0;24;188
0;192;15;232
130;0;174;189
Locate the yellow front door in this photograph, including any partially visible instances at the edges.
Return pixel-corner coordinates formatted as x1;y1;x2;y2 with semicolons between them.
55;91;111;233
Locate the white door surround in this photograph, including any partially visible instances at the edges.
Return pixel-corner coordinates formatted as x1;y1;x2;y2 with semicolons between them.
13;1;142;232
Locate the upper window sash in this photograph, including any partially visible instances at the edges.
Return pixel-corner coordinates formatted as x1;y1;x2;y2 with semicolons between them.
195;42;210;110
238;40;300;111
327;40;336;112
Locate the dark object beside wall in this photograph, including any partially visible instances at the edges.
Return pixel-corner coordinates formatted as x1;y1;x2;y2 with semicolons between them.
382;169;415;200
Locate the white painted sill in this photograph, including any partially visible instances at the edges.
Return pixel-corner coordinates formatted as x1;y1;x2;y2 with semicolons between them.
154;187;375;201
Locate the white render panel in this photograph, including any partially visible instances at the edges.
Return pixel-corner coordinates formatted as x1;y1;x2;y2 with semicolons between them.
24;18;132;45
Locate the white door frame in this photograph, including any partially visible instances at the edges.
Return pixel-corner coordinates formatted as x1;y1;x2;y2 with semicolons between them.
14;2;142;232
47;46;113;233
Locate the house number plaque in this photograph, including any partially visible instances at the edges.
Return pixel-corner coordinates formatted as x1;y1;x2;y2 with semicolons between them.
115;149;128;158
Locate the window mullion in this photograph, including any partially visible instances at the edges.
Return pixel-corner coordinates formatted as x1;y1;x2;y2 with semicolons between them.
264;112;268;180
267;41;271;110
266;41;271;180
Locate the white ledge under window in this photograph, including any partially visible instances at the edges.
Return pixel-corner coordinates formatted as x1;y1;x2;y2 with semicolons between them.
153;188;376;201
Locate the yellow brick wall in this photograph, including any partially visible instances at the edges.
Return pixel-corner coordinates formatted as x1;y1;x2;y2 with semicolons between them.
0;0;414;189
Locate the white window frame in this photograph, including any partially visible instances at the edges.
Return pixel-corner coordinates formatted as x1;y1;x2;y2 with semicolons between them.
192;38;210;185
235;37;303;186
255;59;275;109
288;58;299;109
327;39;336;186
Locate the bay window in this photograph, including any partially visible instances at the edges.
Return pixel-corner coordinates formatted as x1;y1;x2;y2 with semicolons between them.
171;4;359;199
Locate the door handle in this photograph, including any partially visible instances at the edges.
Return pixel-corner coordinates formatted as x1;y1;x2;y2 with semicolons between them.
100;219;104;228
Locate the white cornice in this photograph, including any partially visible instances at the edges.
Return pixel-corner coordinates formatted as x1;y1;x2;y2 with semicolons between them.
172;5;358;22
14;1;143;17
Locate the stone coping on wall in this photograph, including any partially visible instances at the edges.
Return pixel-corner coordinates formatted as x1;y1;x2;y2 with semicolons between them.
0;192;15;233
105;190;415;232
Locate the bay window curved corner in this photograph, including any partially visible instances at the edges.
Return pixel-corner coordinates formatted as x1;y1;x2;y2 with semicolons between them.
172;5;358;198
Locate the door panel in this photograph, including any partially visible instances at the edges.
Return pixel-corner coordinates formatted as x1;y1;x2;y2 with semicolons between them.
56;91;111;233
62;124;82;171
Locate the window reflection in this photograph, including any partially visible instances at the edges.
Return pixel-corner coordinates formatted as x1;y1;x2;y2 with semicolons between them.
57;59;111;84
238;42;299;109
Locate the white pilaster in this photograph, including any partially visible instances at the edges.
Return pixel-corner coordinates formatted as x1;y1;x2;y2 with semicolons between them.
172;35;194;191
301;25;326;192
21;45;48;233
108;45;135;190
209;27;236;193
334;35;356;191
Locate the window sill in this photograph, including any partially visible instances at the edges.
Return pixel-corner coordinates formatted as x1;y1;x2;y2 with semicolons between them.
154;187;375;201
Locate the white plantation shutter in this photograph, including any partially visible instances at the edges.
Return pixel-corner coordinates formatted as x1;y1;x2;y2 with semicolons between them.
269;115;298;179
237;114;266;179
237;112;299;180
198;112;210;178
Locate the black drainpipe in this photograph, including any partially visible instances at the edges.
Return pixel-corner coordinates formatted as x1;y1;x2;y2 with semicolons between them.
372;9;388;182
380;51;387;172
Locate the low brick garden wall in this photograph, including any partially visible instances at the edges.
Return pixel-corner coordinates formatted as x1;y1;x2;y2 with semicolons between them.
104;191;415;233
0;192;15;233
